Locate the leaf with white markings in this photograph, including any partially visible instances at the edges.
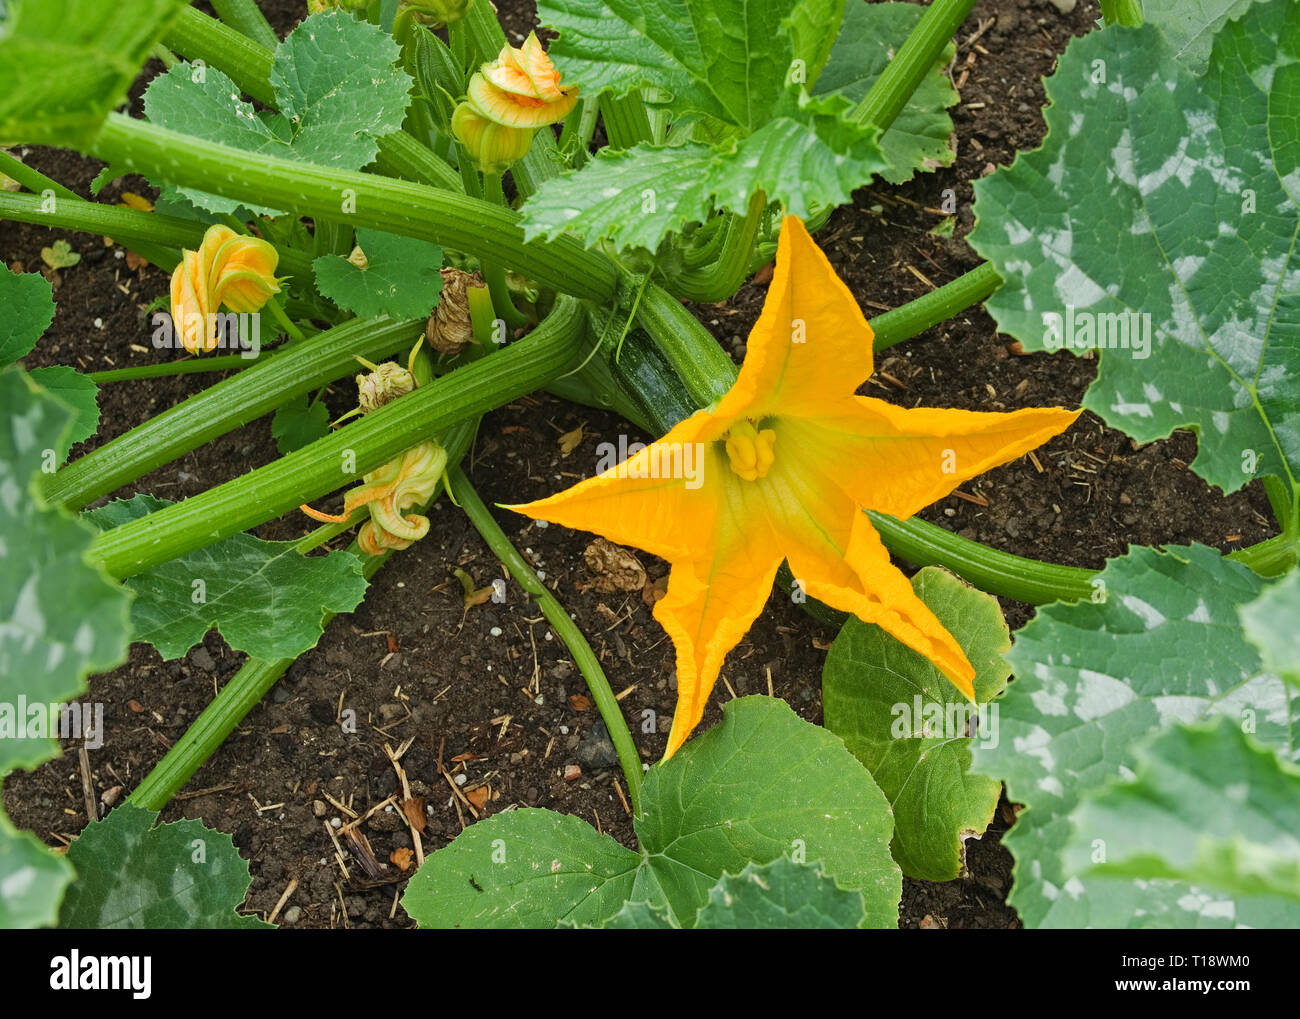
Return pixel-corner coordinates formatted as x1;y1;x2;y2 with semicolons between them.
1064;719;1300;921
1142;0;1264;73
84;494;368;661
143;11;411;214
0;367;131;927
970;5;1300;498
1240;571;1300;689
59;803;269;928
402;697;901;928
973;544;1298;929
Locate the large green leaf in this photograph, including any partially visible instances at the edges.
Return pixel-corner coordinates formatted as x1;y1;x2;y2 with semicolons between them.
0;369;130;775
1142;0;1263;73
84;494;368;662
693;857;868;928
0;268;55;366
539;0;844;127
523;98;883;252
0;366;131;927
26;366;98;464
59;803;270;928
969;6;1300;498
1064;719;1300;919
1240;570;1300;689
973;544;1298;928
823;567;1009;881
402;697;901;928
312;228;444;319
814;0;958;183
143;11;411;214
526;0;887;252
0;0;189;145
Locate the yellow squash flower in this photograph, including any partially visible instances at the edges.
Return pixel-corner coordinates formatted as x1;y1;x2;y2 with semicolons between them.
169;225;282;354
465;32;578;129
510;216;1079;758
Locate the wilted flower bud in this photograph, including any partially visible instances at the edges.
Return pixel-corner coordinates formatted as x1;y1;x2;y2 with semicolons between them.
468;32;578;128
302;441;448;556
451;103;534;174
426;267;483;354
355;360;416;413
346;245;368;271
169;224;282;354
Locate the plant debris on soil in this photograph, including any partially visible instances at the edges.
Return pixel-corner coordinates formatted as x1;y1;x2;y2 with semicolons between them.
2;0;1277;929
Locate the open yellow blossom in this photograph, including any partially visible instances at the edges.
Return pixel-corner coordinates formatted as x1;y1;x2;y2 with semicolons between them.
169;225;282;354
510;216;1079;758
465;31;578;129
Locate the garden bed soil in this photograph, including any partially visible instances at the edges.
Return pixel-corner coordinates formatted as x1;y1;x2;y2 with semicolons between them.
3;0;1277;929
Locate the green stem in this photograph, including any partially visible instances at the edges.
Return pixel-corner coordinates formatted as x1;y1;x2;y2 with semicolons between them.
0;190;314;281
871;261;1002;351
374;130;463;192
210;0;280;50
1099;0;1145;27
667;189;768;302
481;173;530;329
1262;475;1299;542
265;295;307;343
130;418;479;813
0;148;80;203
851;0;979;133
89;116;619;302
88;298;585;579
637;282;739;406
448;465;643;815
88;356;256;384
44;317;423;510
162;6;276;106
597;91;654;149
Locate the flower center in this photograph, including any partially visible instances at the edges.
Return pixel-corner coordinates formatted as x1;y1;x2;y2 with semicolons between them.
723;420;776;481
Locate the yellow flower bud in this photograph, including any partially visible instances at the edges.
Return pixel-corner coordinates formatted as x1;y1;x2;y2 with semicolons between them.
169;225;283;354
452;102;535;173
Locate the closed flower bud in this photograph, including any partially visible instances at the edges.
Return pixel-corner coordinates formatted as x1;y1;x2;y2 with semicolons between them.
426;267;483;354
451;103;534;173
465;31;578;129
169;224;282;354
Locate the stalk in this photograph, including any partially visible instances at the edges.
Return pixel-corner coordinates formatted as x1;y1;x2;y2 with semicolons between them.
89;357;255;384
0;149;79;204
481;172;530;329
0;190;314;281
1099;0;1145;27
667;189;768;303
90;114;618;302
870;261;1001;350
88;298;585;579
597;91;654;149
130;418;479;812
44;317;424;510
210;0;280;51
161;6;276;106
448;466;643;815
851;0;980;133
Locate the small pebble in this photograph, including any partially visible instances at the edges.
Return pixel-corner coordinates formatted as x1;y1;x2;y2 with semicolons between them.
489;626;503;637
312;800;327;817
454;773;468;786
282;906;301;925
559;725;570;735
535;520;548;528
329;817;342;828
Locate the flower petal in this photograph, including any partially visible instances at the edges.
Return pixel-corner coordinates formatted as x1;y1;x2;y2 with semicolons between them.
507;410;729;562
714;215;875;422
785;398;1080;520
655;479;784;757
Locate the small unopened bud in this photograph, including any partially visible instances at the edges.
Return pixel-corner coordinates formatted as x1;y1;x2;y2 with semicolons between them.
426;267;484;354
451;103;534;174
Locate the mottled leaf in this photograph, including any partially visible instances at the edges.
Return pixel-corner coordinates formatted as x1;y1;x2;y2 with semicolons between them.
59;803;269;928
969;8;1300;497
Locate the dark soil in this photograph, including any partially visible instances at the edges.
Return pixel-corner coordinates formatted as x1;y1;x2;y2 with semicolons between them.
2;0;1277;930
